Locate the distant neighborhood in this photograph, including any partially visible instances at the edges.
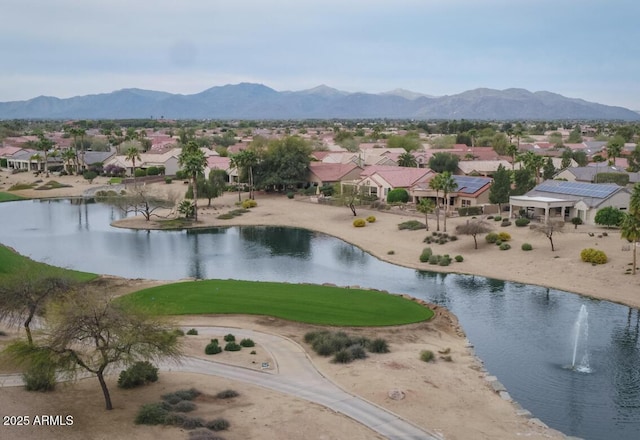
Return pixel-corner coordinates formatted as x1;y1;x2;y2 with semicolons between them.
1;119;639;226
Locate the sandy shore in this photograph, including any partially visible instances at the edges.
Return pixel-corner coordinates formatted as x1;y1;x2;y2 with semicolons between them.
3;170;634;439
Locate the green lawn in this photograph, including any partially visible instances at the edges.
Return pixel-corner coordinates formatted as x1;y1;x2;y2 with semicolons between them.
0;192;26;202
0;244;97;282
118;279;434;326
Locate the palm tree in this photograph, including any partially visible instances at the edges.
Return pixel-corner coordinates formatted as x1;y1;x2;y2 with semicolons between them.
125;147;142;183
521;151;545;184
68;127;86;174
397;151;417;168
621;213;640;275
61;149;77;174
36;134;54;177
416;198;435;231
178;141;207;222
29;153;42;173
429;174;444;232
232;150;259;200
439;171;458;232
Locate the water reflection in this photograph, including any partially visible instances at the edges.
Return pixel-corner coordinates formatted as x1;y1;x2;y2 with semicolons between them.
1;199;640;440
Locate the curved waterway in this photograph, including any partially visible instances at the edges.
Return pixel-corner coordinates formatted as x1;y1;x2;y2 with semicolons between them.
1;199;639;440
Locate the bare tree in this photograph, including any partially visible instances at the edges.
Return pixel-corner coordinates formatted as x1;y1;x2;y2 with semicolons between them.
455;219;494;249
27;289;182;410
530;220;565;251
0;270;75;345
97;187;178;221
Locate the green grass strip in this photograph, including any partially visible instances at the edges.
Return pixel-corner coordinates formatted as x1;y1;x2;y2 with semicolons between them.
0;192;26;202
119;279;433;326
0;244;97;282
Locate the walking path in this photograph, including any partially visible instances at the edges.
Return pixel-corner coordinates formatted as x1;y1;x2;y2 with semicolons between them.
0;326;442;440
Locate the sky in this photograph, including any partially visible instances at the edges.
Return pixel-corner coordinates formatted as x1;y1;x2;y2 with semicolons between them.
2;0;640;109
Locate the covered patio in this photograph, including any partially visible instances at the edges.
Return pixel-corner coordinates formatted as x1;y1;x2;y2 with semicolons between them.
509;195;575;223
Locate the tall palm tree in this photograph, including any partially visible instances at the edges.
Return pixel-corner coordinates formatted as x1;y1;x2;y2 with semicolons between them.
439;171;458;232
397;151;417;168
36;134;54;177
178;141;207;222
621;213;640;275
125;147;142;183
416;198;435;231
61;149;77;174
429;174;443;231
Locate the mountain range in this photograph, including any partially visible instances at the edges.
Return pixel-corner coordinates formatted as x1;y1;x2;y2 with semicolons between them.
0;83;638;121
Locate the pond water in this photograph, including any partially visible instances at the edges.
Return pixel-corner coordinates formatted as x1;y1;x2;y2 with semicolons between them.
1;199;639;440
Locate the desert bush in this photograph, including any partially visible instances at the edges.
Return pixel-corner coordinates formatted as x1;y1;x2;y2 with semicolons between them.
162;388;201;403
438;255;452;266
501;220;512;227
188;428;224;440
498;232;511;242
366;215;376;223
135;403;168;425
493;215;502;221
515;218;530;227
239;338;255;347
242;199;257;209
224;342;242;351
173;328;185;336
428;254;439;264
178;416;205;430
419;247;433;262
353;218;366;227
146;166;160;176
387;250;395;255
205;340;222;355
420;350;435;362
398;220;425;230
22;361;57;392
521;243;533;251
224;333;236;342
172;400;197;413
332;349;354;364
286;192;295;199
348;345;368;360
134;168;147;178
303;330;329;344
581;248;608;264
485;232;499;243
118;361;159;389
206;417;231;431
216;389;239;399
164;177;173;184
186;328;198;335
368;338;390;353
387;188;409;203
454;255;464;262
499;243;511;250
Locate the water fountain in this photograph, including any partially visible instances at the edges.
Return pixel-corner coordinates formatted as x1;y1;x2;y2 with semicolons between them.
571;304;591;372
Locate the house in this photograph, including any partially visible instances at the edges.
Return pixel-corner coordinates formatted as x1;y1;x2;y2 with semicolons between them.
307;162;363;189
457;159;512;177
204;156;232;181
555;165;640;185
103;148;189;176
509;180;630;225
353;167;433;199
411;175;492;210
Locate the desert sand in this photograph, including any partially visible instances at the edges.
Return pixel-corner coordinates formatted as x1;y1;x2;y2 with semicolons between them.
3;170;636;440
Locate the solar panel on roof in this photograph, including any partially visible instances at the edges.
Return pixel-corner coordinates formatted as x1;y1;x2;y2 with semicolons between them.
535;181;618;198
454;175;491;194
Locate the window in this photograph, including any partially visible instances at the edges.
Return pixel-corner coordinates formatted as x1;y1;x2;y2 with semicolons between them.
461;199;471;207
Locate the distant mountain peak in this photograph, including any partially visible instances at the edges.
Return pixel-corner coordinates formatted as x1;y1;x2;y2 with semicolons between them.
381;88;434;100
299;84;348;96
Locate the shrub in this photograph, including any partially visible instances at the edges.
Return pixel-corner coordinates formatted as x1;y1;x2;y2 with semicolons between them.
521;243;533;251
501;220;512;227
458;206;483;216
438;256;451;266
175;170;187;180
162;388;201;403
332;349;354;364
242;199;257;209
83;171;98;183
177;416;205;430
172;400;197;413
515;218;530;227
206;417;231;431
367;338;390;353
571;217;583;228
205;341;222;355
218;213;236;220
224;333;236;342
240;338;255;347
216;389;239;399
420;350;435;362
454;255;463;262
186;328;198;335
173;328;185;336
134;168;147;177
353;218;366;227
499;243;511;251
135;403;168;425
485;232;499;243
22;362;56;392
387;188;409;203
495;239;502;246
581;248;608;264
164;177;173;184
188;428;223;440
493;215;502;221
118;361;159;389
366;215;376;223
398;220;426;230
387;250;395;255
224;342;242;351
428;254;440;264
498;232;511;242
286;192;295;199
146;166;160;176
419;247;433;262
348;345;368;360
